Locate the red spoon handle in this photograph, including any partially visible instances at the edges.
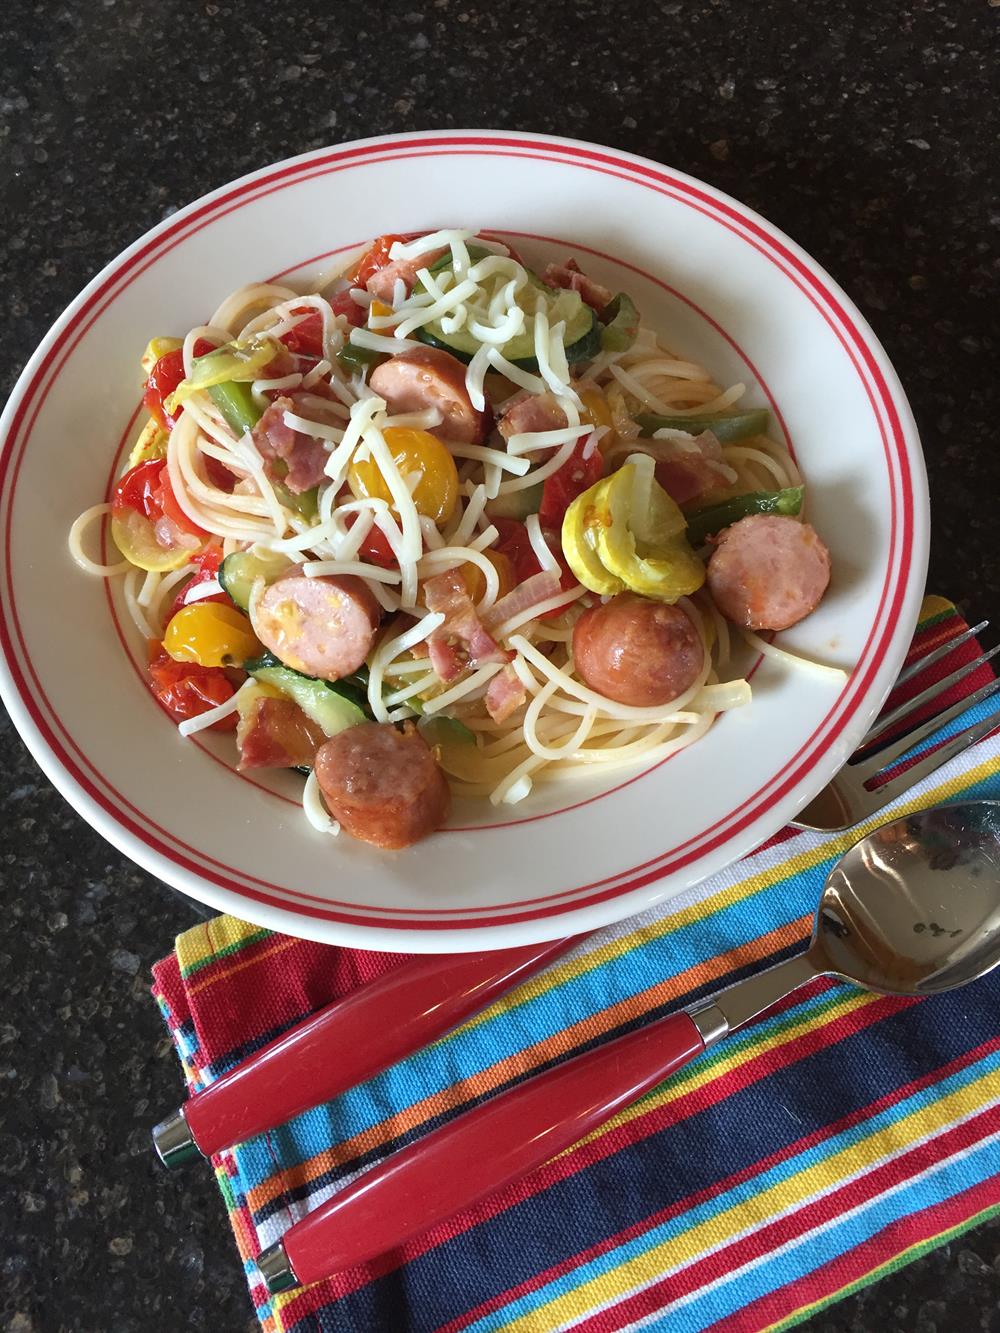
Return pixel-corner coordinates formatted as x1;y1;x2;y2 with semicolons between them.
183;937;579;1157
282;1010;705;1285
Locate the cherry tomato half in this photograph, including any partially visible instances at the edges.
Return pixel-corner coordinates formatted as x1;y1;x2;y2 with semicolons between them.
113;459;164;519
165;546;229;623
111;460;206;570
351;234;407;288
492;518;578;621
147;646;237;731
163;602;261;669
330;289;366;327
345;511;398;569
279;310;324;360
461;549;516;604
142;339;214;430
114;460;205;538
348;427;459;526
538;439;605;530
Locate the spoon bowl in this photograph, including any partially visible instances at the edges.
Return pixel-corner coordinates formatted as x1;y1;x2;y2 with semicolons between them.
812;800;1000;995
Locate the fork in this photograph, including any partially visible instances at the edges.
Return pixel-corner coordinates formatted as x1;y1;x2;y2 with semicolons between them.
152;616;1000;1168
792;619;1000;831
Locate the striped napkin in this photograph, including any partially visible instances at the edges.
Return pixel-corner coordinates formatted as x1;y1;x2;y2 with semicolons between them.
152;597;1000;1333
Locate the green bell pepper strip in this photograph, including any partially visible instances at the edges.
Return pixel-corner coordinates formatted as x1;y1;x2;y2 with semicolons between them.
636;408;770;443
685;485;804;546
599;293;639;352
338;343;385;375
270;479;319;522
207;381;261;437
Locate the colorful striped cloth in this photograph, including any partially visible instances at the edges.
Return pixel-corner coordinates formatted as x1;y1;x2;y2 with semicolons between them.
153;597;1000;1333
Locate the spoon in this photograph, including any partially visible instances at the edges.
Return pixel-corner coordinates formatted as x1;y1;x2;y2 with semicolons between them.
256;800;1000;1292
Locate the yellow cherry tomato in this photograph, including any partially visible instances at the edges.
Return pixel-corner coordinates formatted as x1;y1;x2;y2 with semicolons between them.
579;387;612;426
163;602;261;668
461;549;516;604
348;426;459;526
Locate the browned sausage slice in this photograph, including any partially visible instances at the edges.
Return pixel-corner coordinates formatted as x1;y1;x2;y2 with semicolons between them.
369;346;487;444
254;574;380;680
315;722;451;848
572;594;704;707
707;514;831;631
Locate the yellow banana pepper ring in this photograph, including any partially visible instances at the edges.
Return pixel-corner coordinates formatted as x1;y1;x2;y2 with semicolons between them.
562;461;705;602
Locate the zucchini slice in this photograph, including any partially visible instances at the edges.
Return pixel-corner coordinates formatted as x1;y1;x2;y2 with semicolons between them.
219;549;293;611
415;258;599;370
244;654;366;737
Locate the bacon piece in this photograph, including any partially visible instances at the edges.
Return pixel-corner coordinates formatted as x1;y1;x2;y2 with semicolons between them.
497;392;568;441
542;258;613;313
423;568;511;683
365;248;446;303
251;396;328;493
652;432;733;508
485;664;527;723
237;695;326;770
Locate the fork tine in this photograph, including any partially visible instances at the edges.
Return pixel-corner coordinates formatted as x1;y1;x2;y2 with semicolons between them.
861;642;1000;744
892;619;989;689
859;701;1000;810
852;675;1000;781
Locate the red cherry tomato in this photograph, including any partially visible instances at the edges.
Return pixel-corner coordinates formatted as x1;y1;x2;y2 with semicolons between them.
147;646;237;731
143;348;185;430
113;460;207;540
538;440;604;530
203;454;237;493
152;468;207;538
280;310;325;359
345;511;398;569
491;517;539;585
491;518;577;620
142;339;215;430
351;234;407;288
330;289;366;327
165;547;229;623
113;459;164;518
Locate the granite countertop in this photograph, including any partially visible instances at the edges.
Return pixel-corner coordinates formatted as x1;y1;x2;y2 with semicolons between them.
2;1;998;1329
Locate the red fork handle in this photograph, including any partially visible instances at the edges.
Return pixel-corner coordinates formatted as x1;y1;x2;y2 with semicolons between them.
165;937;580;1161
270;1010;706;1288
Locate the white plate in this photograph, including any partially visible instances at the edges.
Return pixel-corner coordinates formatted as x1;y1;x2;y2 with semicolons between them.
0;131;928;951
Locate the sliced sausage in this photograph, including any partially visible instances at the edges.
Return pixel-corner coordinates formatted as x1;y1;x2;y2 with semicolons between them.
706;514;831;631
572;594;704;707
315;721;451;849
254;574;380;681
369;346;487;444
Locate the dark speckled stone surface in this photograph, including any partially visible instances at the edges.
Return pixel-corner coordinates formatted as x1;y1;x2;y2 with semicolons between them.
1;2;999;1329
